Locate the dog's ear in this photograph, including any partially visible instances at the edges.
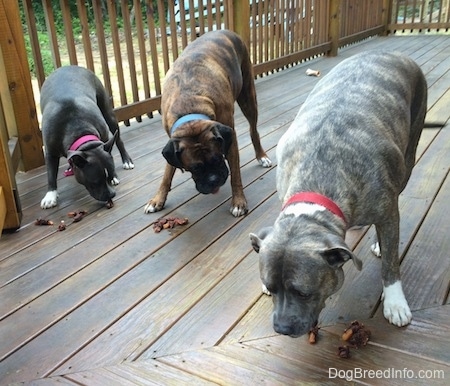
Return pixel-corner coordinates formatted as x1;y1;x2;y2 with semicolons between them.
104;130;118;154
211;124;233;155
321;246;362;271
249;227;273;253
162;139;184;170
67;151;88;169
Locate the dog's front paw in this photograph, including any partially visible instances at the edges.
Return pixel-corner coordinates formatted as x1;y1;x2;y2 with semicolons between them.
230;201;248;217
110;177;120;186
123;160;134;170
144;200;164;214
382;281;412;327
41;191;58;209
258;156;272;168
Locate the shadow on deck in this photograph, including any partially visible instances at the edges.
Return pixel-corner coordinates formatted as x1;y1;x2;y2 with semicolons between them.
1;35;449;385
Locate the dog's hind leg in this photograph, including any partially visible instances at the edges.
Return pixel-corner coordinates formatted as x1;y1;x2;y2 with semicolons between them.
237;61;272;168
97;91;134;170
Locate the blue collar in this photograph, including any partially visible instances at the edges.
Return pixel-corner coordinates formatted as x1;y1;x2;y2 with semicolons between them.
170;113;211;135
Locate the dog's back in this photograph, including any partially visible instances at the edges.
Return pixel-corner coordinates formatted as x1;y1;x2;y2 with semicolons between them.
40;66;112;149
161;30;255;129
276;51;427;226
41;66;100;113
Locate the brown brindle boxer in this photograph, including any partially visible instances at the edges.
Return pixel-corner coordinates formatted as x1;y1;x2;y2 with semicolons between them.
144;29;272;217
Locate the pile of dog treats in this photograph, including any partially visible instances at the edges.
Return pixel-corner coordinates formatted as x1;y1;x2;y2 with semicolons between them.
35;209;89;231
338;320;371;358
151;217;189;233
308;320;371;359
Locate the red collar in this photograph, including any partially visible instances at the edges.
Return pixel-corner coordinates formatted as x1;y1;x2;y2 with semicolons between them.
69;135;100;151
282;192;346;224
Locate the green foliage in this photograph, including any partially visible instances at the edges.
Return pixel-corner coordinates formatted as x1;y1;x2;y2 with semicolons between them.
20;1;167;77
24;32;54;77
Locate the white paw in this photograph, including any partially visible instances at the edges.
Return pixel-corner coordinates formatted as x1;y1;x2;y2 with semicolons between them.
110;177;120;186
230;205;248;217
262;284;271;296
41;191;58;209
258;156;272;168
144;203;158;213
123;161;134;170
382;281;412;326
371;242;381;257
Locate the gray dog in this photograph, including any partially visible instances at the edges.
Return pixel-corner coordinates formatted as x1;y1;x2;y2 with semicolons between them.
250;51;427;337
40;65;134;209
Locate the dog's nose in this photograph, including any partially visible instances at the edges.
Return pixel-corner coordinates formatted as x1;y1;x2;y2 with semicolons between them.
207;174;221;186
274;317;314;337
274;321;295;336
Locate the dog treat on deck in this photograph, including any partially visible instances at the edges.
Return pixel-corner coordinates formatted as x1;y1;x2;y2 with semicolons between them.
34;218;54;226
68;210;88;223
106;199;114;209
306;68;321;77
57;221;66;231
308;325;320;344
152;217;189;233
342;320;371;348
337;345;351;358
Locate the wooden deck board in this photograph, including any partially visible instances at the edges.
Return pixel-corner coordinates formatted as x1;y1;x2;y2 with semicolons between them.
327;306;450;365
399;175;450;310
1;35;449;384
157;308;450;385
50;186;281;376
64;361;217;386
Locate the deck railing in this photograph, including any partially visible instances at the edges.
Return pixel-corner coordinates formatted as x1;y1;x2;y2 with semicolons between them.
19;0;391;124
12;0;450;126
390;0;450;32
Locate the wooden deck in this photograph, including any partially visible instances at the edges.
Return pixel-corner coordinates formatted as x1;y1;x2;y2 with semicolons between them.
1;35;449;385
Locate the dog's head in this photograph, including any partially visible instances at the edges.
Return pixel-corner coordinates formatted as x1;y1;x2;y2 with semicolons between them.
162;122;233;194
249;216;362;337
67;134;117;202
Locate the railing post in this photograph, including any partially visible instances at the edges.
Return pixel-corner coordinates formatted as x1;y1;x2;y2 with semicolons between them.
381;0;392;35
0;48;21;231
231;0;250;48
328;0;341;56
0;0;44;171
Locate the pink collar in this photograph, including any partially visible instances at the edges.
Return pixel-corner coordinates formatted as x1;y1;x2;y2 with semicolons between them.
69;135;100;151
64;135;100;176
282;192;346;224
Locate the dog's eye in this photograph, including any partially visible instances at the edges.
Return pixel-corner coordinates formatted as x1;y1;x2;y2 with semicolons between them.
295;290;312;300
211;135;223;144
190;163;203;173
210;155;223;165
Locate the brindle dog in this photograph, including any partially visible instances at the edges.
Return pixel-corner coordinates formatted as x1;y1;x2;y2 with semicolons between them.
144;30;272;217
250;51;428;337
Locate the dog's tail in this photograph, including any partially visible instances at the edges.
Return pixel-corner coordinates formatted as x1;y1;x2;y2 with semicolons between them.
424;121;447;128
